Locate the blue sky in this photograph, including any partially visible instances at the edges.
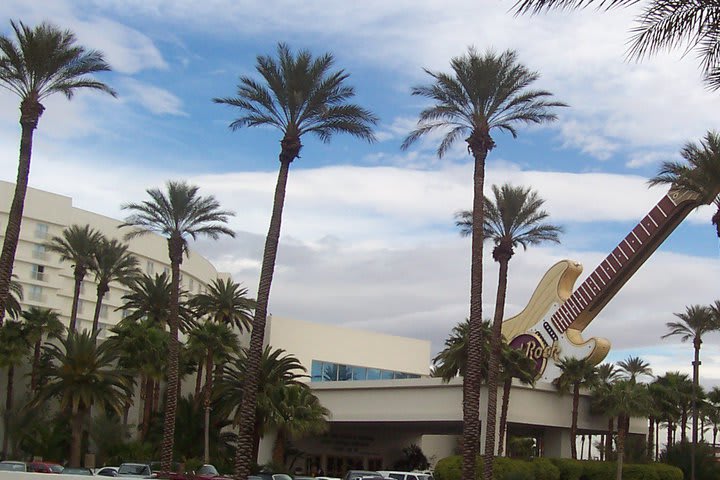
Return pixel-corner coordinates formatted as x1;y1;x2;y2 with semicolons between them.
1;0;719;385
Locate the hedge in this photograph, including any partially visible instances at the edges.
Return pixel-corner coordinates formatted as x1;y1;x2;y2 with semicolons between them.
434;456;682;480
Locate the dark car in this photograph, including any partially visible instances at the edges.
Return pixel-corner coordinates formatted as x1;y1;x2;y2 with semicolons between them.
97;467;120;477
0;461;27;472
28;462;63;474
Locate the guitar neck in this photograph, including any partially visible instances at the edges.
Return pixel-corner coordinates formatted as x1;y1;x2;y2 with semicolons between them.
551;189;698;334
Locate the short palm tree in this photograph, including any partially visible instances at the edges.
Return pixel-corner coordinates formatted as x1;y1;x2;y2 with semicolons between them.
431;319;492;382
662;304;720;476
214;42;377;479
649;131;720;237
89;238;140;336
0;21;116;322
121;181;234;471
707;387;720;446
44;225;106;331
119;272;195;333
0;320;30;457
269;384;330;465
607;380;651;480
402;47;564;480
617;356;653;384
21;307;64;391
216;346;307;464
456;183;562;459
514;2;720;90
189;277;255;332
34;330;132;467
497;345;536;456
554;356;598;459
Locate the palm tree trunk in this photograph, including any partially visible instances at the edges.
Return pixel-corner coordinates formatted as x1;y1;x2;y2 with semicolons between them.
667;421;673;452
691;343;701;480
580;435;585;459
235;156;293;480
0;99;43;324
204;349;214;465
497;377;512;457
606;417;614;460
682;411;688;443
31;339;41;391
69;267;85;332
70;408;86;468
159;238;183;472
153;380;160;412
588;433;592;460
2;365;15;458
142;376;153;441
655;421;659;461
714;426;717;448
466;138;489;480
272;428;286;466
195;360;204;398
91;284;108;338
571;383;580;459
647;416;654;460
483;255;511;475
615;415;626;480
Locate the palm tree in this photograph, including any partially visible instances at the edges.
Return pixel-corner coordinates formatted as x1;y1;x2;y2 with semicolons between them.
456;183;562;459
269;384;330;465
89;238;140;336
0;21;116;322
497;345;536;456
617;356;653;384
655;371;693;448
216;346;307;464
44;225;106;331
189;278;255;332
121;181;234;471
5;276;23;321
431;319;492;382
593;362;619;461
401;47;564;480
607;380;651;480
213;43;377;479
513;2;720;91
21;307;64;391
649;131;720;237
707;387;720;447
662;304;720;479
33;330;132;467
119;272;195;333
0;320;30;458
554;356;598;459
187;321;239;463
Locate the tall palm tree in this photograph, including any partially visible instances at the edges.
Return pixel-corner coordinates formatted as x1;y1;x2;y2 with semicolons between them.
121;181;234;471
594;362;619;461
662;304;720;479
89;238;140;336
33;330;132;467
213;43;377;479
554;356;598;459
513;2;720;91
617;356;653;384
187;321;239;463
0;21;116;322
44;225;106;331
497;345;536;456
269;384;330;465
119;272;195;333
0;320;30;458
21;307;64;391
456;183;562;459
189;278;255;332
607;380;651;480
216;346;307;464
401;48;564;480
649;131;720;237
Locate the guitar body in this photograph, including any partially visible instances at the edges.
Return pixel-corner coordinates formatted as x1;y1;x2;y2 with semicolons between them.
502;260;611;383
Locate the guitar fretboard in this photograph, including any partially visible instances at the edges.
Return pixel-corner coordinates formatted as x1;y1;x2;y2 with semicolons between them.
550;194;682;334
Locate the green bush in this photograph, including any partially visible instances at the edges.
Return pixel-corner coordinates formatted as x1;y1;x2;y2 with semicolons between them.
577;461;613;480
493;457;533;480
652;463;683;480
549;458;584;480
531;458;560;480
661;441;720;480
622;464;659;480
434;455;462;480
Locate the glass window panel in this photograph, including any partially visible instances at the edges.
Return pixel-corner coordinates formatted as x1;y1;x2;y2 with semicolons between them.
311;360;323;382
381;370;394;380
323;362;338;381
352;366;367;381
395;372;408;379
408;374;420;379
338;364;352;381
367;368;381;380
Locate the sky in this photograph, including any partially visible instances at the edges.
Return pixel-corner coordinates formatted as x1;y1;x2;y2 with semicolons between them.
1;0;719;387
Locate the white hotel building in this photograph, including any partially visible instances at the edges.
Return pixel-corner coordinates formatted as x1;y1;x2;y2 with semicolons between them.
0;182;643;472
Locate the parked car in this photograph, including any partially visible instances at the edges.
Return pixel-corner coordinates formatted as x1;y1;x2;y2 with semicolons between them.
193;465;222;480
378;471;432;480
0;461;27;472
343;470;382;480
251;473;292;480
96;467;120;477
117;463;154;478
62;467;95;476
28;462;63;474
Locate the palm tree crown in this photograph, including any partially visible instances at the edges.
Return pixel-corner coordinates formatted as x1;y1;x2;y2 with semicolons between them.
189;278;255;332
617;356;653;384
663;304;718;348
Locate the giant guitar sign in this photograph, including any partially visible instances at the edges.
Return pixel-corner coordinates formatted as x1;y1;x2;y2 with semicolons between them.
501;186;711;383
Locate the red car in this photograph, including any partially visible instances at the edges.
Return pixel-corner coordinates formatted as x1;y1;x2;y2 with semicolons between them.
27;462;63;474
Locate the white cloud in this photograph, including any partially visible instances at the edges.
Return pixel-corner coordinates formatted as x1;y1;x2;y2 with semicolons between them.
118;78;186;116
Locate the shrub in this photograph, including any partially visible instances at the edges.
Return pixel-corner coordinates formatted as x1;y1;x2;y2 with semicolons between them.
493;457;533;480
434;455;461;480
577;461;613;480
531;458;560;480
549;459;584;480
622;464;659;480
652;463;683;480
661;441;720;479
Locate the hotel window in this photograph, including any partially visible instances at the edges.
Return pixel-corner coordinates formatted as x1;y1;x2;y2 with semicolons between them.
381;370;394;380
338;364;352;381
100;305;109;319
29;285;43;302
77;300;84;314
189;278;194;291
31;264;45;281
32;244;47;260
34;222;49;239
146;261;154;274
352;366;367;381
121;309;131;319
163;266;170;275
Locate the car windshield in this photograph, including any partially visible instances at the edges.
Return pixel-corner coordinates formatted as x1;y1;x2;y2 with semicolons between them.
0;463;25;472
64;468;93;475
119;465;149;475
272;475;292;480
51;465;64;473
197;466;219;476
